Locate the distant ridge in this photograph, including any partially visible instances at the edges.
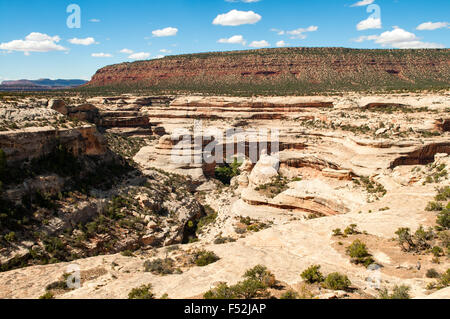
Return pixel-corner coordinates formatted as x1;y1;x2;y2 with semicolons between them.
85;47;450;95
0;79;87;91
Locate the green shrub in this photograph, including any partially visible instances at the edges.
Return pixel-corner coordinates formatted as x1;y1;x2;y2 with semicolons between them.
215;158;241;185
120;250;134;257
346;240;375;267
128;284;155;299
244;265;277;288
437;207;450;230
426;202;443;212
344;224;360;236
144;258;176;275
193;250;220;267
196;205;218;233
323;273;352;291
233;279;267;299
426;268;440;279
435;187;450;202
203;283;237;299
280;290;299;299
332;228;343;237
439;269;450;287
39;291;55;299
301;265;324;284
204;265;276;299
379;285;411;299
431;246;444;257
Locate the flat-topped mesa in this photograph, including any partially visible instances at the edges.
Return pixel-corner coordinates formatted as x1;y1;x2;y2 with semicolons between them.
85;47;450;94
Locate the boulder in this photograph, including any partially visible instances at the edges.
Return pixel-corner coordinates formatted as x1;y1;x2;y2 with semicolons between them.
48;99;68;115
248;154;280;186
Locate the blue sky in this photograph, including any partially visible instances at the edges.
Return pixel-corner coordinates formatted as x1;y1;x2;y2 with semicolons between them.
0;0;448;81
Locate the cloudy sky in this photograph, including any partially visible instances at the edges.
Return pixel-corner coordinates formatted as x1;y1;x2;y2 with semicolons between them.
0;0;448;81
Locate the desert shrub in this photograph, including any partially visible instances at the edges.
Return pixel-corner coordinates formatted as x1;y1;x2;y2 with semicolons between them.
196;205;218;233
244;265;277;288
213;236;236;245
323;273;352;291
128;284;155;299
426;268;440;279
431;246;444;257
39;292;55;299
439;269;450;288
203;283;237;299
144;258;175;275
395;226;434;253
332;228;343;237
280;290;299;299
344;224;360;236
233;279;268;299
379;285;411;299
204;265;276;299
301;265;324;284
436;207;450;230
435;186;450;202
193;250;220;267
120;250;134;257
215;158;241;185
426;202;443;212
346;240;375;267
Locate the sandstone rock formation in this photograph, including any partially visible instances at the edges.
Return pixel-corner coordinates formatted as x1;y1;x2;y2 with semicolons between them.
0;91;449;300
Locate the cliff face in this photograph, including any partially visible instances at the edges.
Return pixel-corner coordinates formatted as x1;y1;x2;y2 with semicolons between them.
0;125;107;164
86;48;450;94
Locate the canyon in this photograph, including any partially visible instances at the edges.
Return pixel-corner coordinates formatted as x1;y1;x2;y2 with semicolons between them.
0;90;448;299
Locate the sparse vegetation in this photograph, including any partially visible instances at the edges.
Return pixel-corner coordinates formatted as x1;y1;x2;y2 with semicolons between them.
323;272;352;291
346;240;375;267
203;265;276;299
379;285;411;299
215;158;241;185
128;284;155;299
144;258;178;275
193;250;220;267
301;265;324;284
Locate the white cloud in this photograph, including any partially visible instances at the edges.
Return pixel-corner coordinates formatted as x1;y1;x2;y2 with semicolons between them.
159;49;172;53
152;27;178;37
92;53;112;57
351;0;375;7
89;19;100;23
249;40;269;48
0;32;67;55
353;27;445;49
286;25;318;39
276;40;288;47
213;10;261;26
218;35;246;45
357;17;382;30
272;26;318;39
129;52;151;60
270;28;285;35
120;48;134;54
68;37;97;45
416;21;449;31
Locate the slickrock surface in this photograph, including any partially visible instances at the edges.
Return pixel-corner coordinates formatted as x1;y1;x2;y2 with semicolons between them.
0;92;449;299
